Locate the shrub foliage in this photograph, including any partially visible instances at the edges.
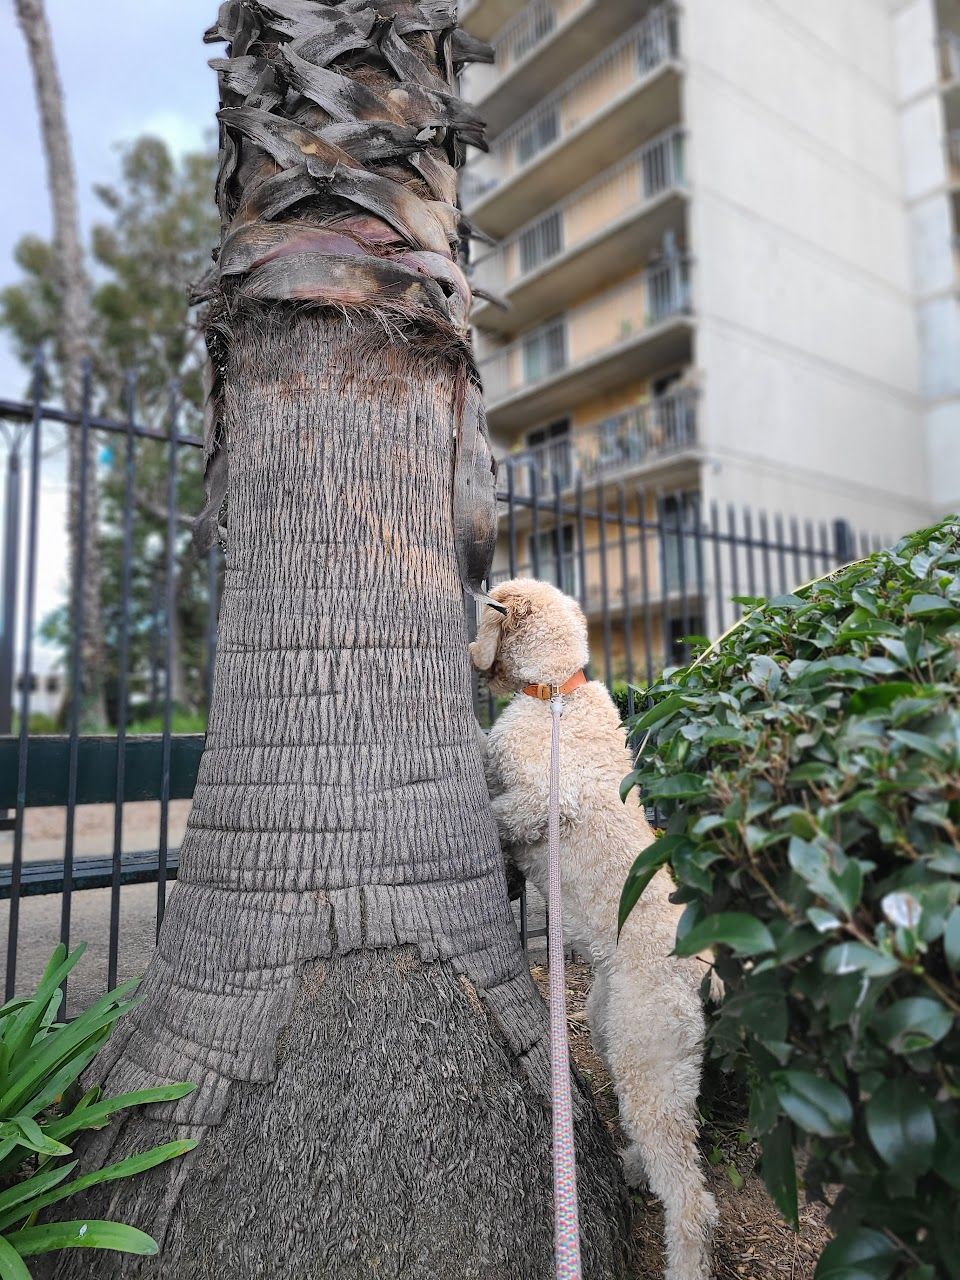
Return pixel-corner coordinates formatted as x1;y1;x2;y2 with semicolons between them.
621;519;960;1279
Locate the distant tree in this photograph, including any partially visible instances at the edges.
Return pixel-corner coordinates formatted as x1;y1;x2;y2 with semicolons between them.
13;0;105;728
1;137;220;720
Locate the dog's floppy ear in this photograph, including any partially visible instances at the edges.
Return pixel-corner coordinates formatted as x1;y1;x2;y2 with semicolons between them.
469;603;505;671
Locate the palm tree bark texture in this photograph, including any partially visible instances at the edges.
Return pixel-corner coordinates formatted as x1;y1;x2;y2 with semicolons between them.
47;3;635;1276
14;0;106;729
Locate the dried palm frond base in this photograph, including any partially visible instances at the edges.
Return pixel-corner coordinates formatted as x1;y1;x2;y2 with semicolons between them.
531;960;833;1280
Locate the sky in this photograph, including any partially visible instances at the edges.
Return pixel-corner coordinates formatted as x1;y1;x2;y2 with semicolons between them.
1;0;218;662
2;0;218;391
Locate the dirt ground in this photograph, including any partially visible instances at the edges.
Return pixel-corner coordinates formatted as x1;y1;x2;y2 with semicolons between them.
530;960;832;1280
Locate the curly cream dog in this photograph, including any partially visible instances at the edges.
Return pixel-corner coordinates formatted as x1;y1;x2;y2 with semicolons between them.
471;578;718;1280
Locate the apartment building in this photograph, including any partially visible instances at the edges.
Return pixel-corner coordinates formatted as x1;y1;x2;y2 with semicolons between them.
897;0;960;514
460;0;958;669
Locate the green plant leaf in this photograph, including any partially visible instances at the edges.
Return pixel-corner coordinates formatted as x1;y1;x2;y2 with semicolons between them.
44;1083;197;1143
0;1141;197;1233
814;1227;897;1280
0;1116;71;1159
6;1221;158;1259
628;693;685;732
0;1162;77;1218
674;913;775;958
637;772;708;800
865;1078;936;1175
943;905;960;971
822;943;900;978
848;682;919;713
618;842;672;935
760;1120;798;1230
0;1235;32;1280
774;1070;852;1137
905;593;959;617
871;997;953;1054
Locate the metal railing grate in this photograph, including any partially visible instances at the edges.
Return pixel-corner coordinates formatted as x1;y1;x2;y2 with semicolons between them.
462;2;681;207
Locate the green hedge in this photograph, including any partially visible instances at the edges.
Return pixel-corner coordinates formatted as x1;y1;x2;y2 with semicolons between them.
620;519;960;1279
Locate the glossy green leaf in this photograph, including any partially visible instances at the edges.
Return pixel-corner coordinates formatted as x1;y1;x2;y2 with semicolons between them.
944;905;960;971
865;1077;936;1175
871;998;953;1054
44;1082;197;1143
814;1228;897;1280
618;841;672;935
0;1141;197;1232
0;1235;32;1280
7;1221;158;1258
760;1120;798;1230
774;1070;852;1137
821;943;900;978
674;913;775;958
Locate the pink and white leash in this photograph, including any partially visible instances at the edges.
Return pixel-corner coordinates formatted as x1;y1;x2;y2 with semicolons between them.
548;691;583;1280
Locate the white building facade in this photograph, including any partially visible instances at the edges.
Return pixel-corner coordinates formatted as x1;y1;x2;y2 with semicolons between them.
461;0;959;538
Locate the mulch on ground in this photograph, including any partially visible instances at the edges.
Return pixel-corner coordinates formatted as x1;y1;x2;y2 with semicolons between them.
531;959;832;1280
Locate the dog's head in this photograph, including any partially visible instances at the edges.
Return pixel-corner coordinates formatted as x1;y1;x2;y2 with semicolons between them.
469;578;589;695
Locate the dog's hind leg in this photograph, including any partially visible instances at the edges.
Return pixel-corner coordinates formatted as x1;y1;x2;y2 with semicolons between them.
620;1113;717;1280
608;987;717;1280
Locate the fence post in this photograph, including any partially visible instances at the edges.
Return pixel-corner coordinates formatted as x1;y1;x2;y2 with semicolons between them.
0;444;21;735
833;518;855;565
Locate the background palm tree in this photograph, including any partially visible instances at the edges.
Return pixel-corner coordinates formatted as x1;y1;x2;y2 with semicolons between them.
48;4;634;1275
14;0;106;728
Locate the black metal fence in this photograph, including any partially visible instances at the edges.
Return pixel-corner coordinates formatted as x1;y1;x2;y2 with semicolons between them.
0;357;890;1007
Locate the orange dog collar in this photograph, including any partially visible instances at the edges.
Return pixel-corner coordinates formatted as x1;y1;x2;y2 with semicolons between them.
522;670;588;701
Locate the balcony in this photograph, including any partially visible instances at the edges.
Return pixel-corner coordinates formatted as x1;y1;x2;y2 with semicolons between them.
471;128;687;334
465;0;646;134
939;30;960;87
461;5;683;236
477;256;694;430
504;390;699;499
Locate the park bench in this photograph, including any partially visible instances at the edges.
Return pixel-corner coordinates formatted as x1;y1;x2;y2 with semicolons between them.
0;734;203;900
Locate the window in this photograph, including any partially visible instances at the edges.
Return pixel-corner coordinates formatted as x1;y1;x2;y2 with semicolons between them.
662;492;701;593
534;524;579;596
522;319;566;385
525;418;572;492
519;210;563;275
515;107;559;166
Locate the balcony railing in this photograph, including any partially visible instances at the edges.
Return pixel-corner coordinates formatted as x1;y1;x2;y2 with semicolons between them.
462;3;680;209
505;388;698;498
478;255;692;407
471;128;686;297
947;130;960;177
940;30;960;85
494;0;573;73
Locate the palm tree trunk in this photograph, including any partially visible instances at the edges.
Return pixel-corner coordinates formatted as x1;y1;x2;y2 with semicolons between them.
48;311;633;1277
14;0;105;729
46;5;636;1273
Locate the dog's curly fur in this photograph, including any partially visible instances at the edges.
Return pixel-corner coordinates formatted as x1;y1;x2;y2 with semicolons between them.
472;579;719;1280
